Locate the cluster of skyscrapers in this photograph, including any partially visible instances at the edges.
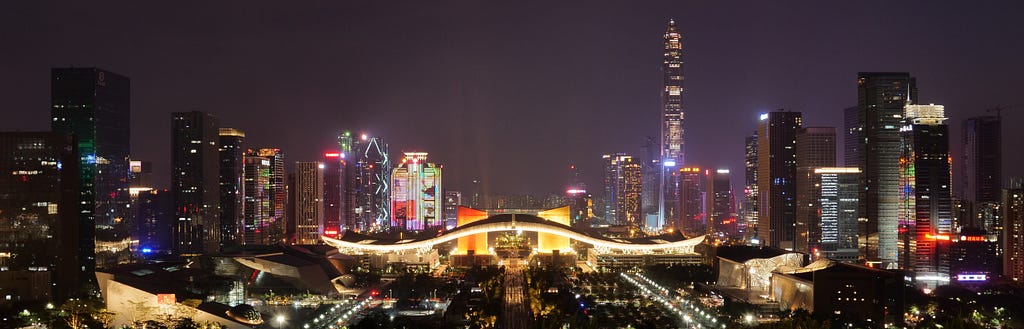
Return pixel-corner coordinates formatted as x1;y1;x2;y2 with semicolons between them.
598;21;1022;290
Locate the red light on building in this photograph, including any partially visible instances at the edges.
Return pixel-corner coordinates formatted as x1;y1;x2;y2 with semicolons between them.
961;236;985;242
324;229;339;236
324;152;341;158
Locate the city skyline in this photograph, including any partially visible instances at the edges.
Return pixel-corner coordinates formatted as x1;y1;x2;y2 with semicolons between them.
3;2;1023;197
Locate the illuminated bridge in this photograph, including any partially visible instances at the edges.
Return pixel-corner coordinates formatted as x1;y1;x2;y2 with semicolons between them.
321;206;706;256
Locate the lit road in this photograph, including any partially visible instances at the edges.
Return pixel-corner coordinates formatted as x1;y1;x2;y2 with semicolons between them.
502;262;531;329
620;272;724;329
301;298;375;329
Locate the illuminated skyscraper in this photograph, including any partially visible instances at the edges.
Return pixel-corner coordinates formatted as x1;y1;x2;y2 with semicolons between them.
743;132;758;240
443;190;462;229
815;168;861;262
659;20;684;229
391;152;442;231
50;68;129;279
795;127;836;254
757;111;802;249
171;111;220;254
1003;180;1024;282
706;169;734;236
603;153;642;226
322;152;343;237
352;135;391;231
218;128;245;247
899;104;952;283
244;148;285;244
0;132;81;301
962;115;1002;233
678;167;704;235
293;162;324;244
242;153;272;245
850;72;917;266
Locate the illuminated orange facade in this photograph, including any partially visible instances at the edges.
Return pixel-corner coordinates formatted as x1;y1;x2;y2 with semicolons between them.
537;206;571;252
456;206;489;254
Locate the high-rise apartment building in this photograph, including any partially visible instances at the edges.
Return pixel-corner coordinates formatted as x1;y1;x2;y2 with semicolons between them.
602;153;642;227
293;162;325;245
757;111;802;250
0;132;82;301
795;127;836;254
849;72;917;266
1004;181;1024;282
170;111;220;255
815;168;861;262
899;104;952;282
391;152;442;231
659;20;684;230
962;115;1002;232
218;128;245;247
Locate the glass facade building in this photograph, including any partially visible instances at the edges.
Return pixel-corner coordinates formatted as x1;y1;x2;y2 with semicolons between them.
171;111;220;255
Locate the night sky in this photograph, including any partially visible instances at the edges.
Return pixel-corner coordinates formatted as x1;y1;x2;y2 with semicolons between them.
2;1;1022;196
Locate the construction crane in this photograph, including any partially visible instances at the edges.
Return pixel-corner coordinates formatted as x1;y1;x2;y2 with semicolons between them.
984;104;1024;119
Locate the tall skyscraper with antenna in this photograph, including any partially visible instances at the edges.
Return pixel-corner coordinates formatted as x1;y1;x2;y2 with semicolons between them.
659;19;684;230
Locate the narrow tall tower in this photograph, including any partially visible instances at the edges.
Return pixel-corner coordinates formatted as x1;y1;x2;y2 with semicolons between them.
659;19;685;229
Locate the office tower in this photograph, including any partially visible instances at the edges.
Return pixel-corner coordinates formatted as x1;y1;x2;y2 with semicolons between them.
678;167;704;235
899;104;952;282
50;68;129;283
218;128;245;247
253;148;286;242
641;137;661;227
795;127;837;254
706;169;734;236
602;153;642;227
843;106;860;167
757;111;802;249
293;162;325;244
129;160;153;189
127;160;153;234
566;189;592;226
352;135;391;232
242;153;271;244
51;68;131;231
1003;180;1024;282
660;20;684;230
743;132;759;240
337;132;358;231
322;152;342;237
170;111;220;255
443;190;462;229
0;132;81;301
850;72;917;266
391;152;442;231
134;189;173;253
962;115;1002;232
814;168;861;262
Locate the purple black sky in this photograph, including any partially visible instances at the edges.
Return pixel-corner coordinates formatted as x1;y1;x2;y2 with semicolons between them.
2;1;1022;196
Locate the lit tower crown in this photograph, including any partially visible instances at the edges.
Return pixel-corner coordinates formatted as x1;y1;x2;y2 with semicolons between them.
662;19;684;164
